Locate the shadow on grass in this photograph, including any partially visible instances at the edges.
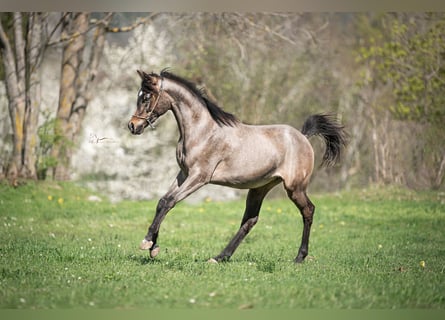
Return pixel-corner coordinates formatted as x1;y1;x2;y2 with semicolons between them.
127;254;161;266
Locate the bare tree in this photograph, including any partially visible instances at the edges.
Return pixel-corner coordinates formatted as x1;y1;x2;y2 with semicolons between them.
50;13;155;180
50;12;93;180
0;13;45;184
1;12;160;183
356;13;445;189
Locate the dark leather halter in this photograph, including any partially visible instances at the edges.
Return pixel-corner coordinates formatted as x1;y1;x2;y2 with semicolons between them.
132;77;164;129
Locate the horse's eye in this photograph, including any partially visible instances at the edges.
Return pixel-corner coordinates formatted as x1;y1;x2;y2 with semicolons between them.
138;90;151;103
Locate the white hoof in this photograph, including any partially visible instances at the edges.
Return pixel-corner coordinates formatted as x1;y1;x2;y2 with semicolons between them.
140;239;153;250
207;258;218;264
150;245;160;258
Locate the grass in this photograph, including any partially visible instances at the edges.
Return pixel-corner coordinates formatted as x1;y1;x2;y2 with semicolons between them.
0;181;444;309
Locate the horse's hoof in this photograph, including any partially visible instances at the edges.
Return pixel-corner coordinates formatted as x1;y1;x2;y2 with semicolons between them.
140;239;153;250
207;258;218;264
150;245;160;258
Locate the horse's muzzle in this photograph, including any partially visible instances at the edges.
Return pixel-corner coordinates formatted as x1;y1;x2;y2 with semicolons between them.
128;120;145;135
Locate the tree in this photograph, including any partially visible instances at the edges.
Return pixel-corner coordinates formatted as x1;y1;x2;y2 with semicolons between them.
50;12;99;180
0;13;45;184
1;12;154;182
357;13;445;188
50;13;155;180
360;13;445;124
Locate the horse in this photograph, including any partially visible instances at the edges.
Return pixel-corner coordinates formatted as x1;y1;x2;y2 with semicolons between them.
128;69;347;263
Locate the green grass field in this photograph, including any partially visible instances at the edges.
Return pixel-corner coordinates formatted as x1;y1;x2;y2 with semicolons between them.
0;182;444;309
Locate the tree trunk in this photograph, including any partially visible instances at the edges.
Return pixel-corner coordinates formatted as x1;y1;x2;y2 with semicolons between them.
0;13;31;184
22;13;44;179
51;12;109;181
0;13;46;183
51;13;89;180
70;16;107;146
434;153;445;189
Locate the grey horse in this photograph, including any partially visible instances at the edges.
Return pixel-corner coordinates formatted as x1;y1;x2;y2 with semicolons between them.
128;70;347;263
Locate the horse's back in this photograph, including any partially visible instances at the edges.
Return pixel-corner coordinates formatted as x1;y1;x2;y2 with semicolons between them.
210;123;314;189
240;123;313;161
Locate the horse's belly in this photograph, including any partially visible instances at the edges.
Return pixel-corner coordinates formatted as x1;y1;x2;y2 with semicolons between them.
210;159;281;189
210;176;280;189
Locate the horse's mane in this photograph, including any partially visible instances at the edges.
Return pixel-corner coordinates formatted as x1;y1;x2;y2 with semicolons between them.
159;70;239;127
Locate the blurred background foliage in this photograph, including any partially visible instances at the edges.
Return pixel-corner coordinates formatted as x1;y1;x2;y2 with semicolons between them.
1;12;444;201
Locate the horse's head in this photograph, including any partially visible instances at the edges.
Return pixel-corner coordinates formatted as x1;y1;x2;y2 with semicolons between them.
128;70;171;135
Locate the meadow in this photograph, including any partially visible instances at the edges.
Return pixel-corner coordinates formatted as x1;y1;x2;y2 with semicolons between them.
0;182;444;309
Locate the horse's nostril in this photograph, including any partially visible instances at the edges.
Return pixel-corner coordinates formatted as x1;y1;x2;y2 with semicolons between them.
128;121;135;133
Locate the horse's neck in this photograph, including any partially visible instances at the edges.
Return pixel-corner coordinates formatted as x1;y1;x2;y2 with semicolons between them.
167;85;214;142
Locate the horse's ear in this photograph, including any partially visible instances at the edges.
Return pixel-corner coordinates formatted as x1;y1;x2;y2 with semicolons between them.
137;70;159;90
137;70;145;80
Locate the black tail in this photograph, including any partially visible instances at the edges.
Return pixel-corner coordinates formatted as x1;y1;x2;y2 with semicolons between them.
301;113;348;167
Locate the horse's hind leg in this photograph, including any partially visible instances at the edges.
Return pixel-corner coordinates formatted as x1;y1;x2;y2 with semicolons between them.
286;188;315;263
210;181;279;263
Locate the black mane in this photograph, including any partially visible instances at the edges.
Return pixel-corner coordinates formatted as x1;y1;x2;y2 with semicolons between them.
159;70;239;127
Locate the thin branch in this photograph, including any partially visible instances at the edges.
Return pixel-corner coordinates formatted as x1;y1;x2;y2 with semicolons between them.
47;13;104;46
104;13;159;33
47;13;159;47
243;15;299;46
46;12;70;46
232;13;319;47
0;18;10;50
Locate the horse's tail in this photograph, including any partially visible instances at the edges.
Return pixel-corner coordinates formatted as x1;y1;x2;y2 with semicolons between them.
301;113;348;167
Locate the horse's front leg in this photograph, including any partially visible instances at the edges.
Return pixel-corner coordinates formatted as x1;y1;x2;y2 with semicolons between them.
140;171;185;257
140;171;206;258
139;195;174;258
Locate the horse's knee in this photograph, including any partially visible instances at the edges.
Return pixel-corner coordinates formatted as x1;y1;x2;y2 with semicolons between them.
241;215;259;232
304;202;315;219
157;196;175;212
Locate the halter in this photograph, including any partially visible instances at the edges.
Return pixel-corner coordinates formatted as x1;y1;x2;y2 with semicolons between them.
132;77;164;129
